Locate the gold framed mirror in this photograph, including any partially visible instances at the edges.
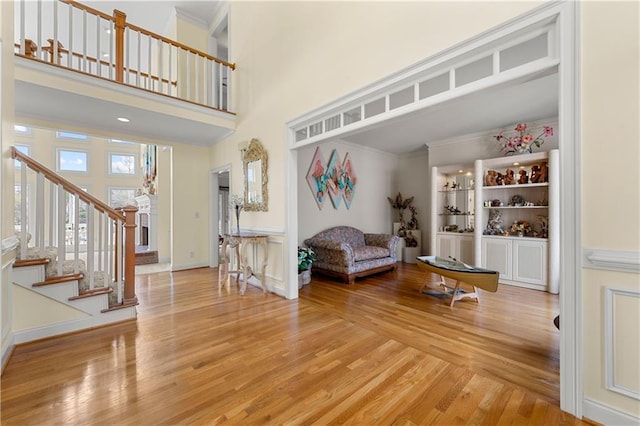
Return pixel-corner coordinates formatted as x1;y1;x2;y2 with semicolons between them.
243;138;268;211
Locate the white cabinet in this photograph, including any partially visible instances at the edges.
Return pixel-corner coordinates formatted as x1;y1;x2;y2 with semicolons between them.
481;236;547;290
481;237;512;280
436;233;474;264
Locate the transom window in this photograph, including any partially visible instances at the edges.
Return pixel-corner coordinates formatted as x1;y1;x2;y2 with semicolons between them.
56;130;88;141
108;188;137;208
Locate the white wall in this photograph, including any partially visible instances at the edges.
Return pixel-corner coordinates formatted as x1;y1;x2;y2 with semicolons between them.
396;150;430;251
297;140;398;244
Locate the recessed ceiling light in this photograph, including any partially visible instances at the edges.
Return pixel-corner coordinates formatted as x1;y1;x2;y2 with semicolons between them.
458;169;464;173
513;162;520;166
117;117;130;123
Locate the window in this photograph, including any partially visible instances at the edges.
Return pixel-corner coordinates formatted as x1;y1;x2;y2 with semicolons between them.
14;124;32;135
56;130;88;141
108;188;137;208
57;149;88;173
14;145;30;168
109;153;137;175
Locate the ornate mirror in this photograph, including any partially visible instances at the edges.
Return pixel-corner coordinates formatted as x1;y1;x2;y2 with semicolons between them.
243;138;268;211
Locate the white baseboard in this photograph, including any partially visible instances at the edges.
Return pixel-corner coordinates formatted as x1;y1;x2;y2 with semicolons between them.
1;333;15;372
171;261;209;272
583;397;640;426
13;317;94;344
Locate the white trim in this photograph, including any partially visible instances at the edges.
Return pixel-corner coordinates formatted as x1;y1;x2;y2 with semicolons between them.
584;249;640;273
56;147;88;173
170;262;209;272
2;236;19;256
13;317;93;345
1;334;14;372
583;398;640;426
107;151;138;176
604;287;640;400
15;57;236;124
210;164;232;268
174;7;209;29
557;0;582;418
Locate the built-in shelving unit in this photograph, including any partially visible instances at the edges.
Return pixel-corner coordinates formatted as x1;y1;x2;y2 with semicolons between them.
431;150;559;293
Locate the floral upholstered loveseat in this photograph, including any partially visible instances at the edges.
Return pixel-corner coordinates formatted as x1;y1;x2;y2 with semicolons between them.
304;226;400;284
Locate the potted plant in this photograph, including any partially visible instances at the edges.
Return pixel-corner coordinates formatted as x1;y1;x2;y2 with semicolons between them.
298;247;315;288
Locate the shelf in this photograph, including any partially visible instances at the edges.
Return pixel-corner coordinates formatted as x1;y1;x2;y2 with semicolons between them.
483;182;548;190
482;235;548;242
483;206;547;209
438;188;473;193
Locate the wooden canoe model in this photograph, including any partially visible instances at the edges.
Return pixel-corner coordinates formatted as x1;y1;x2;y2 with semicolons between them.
416;256;499;307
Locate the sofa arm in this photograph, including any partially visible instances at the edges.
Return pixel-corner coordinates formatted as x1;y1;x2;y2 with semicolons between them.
364;233;400;253
304;239;355;266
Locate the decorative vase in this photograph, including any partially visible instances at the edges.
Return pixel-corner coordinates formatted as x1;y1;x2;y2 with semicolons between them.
298;269;311;288
235;207;241;234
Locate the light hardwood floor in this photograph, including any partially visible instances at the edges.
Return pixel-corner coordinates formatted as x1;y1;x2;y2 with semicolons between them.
1;263;594;425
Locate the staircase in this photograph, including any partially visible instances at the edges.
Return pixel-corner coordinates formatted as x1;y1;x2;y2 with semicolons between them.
11;147;138;343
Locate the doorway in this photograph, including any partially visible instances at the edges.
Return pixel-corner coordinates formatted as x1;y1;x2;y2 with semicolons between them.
210;165;231;267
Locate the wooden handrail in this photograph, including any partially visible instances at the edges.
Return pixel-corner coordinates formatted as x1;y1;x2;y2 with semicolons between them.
60;0;114;21
11;147;125;222
125;22;236;70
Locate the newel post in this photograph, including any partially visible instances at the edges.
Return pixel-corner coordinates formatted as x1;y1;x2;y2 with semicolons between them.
113;9;126;83
122;205;138;304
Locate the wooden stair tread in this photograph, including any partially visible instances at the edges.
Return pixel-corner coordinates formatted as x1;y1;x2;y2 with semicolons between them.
68;287;113;300
13;258;50;268
33;273;84;287
101;298;139;313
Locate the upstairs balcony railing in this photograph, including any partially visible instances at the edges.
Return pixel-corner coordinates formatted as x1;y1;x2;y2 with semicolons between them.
14;0;235;113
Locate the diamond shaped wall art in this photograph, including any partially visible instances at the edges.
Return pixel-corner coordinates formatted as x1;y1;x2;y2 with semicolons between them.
305;147;327;210
342;152;357;209
305;147;357;210
326;149;343;209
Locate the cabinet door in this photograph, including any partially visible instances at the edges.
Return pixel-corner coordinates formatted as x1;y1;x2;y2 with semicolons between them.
458;236;474;265
481;238;512;280
436;235;456;260
513;240;547;286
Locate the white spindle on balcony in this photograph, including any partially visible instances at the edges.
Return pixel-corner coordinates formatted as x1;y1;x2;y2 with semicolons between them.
15;0;236;112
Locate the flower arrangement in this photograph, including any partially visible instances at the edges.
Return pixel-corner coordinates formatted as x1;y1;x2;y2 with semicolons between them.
494;123;554;155
230;194;244;234
298;247;315;273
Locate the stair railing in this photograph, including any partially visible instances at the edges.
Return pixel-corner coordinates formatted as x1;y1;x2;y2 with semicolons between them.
12;147;138;307
14;0;236;113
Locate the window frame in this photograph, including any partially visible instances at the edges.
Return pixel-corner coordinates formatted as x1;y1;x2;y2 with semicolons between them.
108;152;138;176
56;148;89;174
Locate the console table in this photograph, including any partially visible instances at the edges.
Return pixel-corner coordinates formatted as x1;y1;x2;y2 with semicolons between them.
219;232;269;295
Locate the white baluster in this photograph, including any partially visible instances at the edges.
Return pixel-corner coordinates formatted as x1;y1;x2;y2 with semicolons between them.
67;3;72;68
87;205;95;290
57;186;65;276
36;173;45;257
20;163;27;259
19;0;25;55
73;195;80;274
116;219;123;304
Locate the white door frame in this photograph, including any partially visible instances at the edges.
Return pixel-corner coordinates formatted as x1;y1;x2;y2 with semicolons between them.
210;164;231;268
284;1;581;418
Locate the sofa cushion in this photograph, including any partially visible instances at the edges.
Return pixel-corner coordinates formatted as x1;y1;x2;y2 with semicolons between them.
353;246;390;262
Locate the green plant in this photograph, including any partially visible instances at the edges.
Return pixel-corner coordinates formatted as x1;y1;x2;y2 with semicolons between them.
298;247;315;273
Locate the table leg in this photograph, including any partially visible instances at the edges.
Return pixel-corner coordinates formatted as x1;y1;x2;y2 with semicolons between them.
218;238;230;291
240;241;250;295
259;240;268;293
